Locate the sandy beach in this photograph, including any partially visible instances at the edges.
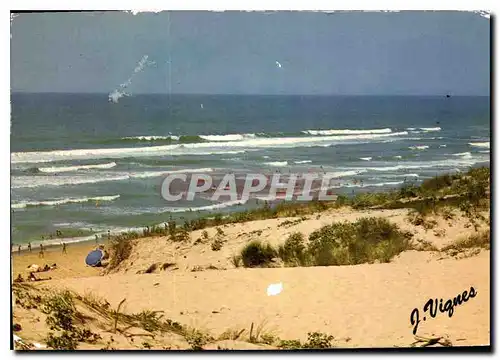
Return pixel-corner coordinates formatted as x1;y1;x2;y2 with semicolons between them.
12;204;490;350
10;10;491;352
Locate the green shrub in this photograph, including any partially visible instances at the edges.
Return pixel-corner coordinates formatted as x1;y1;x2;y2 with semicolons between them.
42;291;101;349
46;331;79;350
278;232;308;266
420;174;455;194
307;217;411;266
399;184;419;198
278;339;302;349
211;238;224;251
185;329;209;350
230;255;242;268
173;228;190;242
216;227;225;236
442;230;490;251
108;237;134;270
42;291;76;331
240;240;277;267
302;332;335;349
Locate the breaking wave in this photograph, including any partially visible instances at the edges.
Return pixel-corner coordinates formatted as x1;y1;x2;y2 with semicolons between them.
11;131;409;164
11;168;215;189
468;142;490;149
409;145;429;150
302;128;392;136
11;195;120;209
37;162;117;173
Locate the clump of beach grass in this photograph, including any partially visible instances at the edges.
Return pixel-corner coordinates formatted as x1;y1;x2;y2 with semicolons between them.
240;240;277;268
307;217;412;266
277;232;309;267
442;230;490;252
107;237;134;271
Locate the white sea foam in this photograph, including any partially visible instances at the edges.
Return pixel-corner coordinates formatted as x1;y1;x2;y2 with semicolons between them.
38;162;117;173
329;170;367;178
363;155;488;172
468;142;490;149
409;145;429;150
406;128;416;131
452;152;473;159
11;195;120;209
199;133;257;141
392;173;419;178
11;168;214;189
322;180;405;189
11;131;409;164
394;155;403;159
264;161;289;167
162;199;248;213
439;144;447;148
302;128;392;136
129;167;214;179
122;135;179;141
12;174;130;189
420;127;441;132
359;157;372;161
294;160;312;164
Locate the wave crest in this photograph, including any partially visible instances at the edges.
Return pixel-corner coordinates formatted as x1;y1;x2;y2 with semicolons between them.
11;195;120;209
11;131;409;164
38;162;117;173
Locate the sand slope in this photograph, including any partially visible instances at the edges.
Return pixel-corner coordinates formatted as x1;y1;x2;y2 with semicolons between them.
43;250;490;348
12;206;490;349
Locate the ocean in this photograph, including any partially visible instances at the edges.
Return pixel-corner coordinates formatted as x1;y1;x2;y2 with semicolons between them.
10;93;490;246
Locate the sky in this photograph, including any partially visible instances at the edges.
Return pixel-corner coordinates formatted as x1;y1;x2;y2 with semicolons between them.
10;11;490;95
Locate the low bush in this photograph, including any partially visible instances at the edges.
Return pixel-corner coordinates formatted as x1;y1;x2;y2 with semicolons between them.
108;237;134;271
240;240;277;268
307;217;411;266
277;232;309;266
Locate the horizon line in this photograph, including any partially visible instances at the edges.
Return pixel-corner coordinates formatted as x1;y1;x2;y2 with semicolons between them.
10;91;490;97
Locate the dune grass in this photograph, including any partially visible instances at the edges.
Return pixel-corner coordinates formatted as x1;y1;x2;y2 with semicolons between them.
108;236;135;271
277;232;308;267
306;217;412;266
240;217;412;268
240;240;277;268
441;230;490;252
103;167;488;250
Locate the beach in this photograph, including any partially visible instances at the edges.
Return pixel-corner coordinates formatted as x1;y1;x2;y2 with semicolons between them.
12;198;491;349
10;10;491;351
10;94;490;246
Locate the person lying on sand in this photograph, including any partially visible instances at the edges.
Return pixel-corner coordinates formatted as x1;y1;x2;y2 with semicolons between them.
28;272;39;281
28;272;51;282
27;264;40;272
40;263;57;272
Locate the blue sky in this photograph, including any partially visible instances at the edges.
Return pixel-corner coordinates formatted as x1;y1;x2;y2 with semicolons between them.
10;11;490;95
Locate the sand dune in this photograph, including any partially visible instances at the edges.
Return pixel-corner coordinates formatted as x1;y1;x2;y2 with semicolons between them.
45;251;489;347
12;206;490;349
